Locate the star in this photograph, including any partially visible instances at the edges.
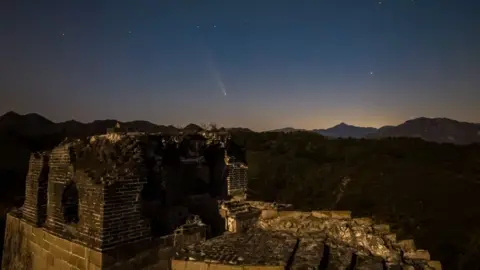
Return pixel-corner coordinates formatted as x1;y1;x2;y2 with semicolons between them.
196;25;200;29
128;31;132;34
370;71;374;75
213;25;217;28
61;33;65;36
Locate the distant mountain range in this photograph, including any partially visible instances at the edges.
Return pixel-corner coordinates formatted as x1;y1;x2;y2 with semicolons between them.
1;111;480;145
0;111;255;140
270;118;480;145
312;123;378;139
0;112;256;203
0;110;479;208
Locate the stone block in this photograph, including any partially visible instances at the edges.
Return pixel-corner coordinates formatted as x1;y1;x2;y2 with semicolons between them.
33;230;45;245
50;244;71;262
88;262;102;270
55;237;73;252
278;211;310;219
404;249;431;261
53;259;72;270
427;260;442;270
352;217;373;226
311;211;331;218
373;224;390;234
260;209;278;219
47;253;55;266
397;239;416;253
383;233;397;244
69;253;86;269
330;211;352;219
171;260;188;269
44;232;58;245
29;240;42;254
43;240;51;251
71;242;86;258
208;263;243;269
88;249;103;267
32;254;48;270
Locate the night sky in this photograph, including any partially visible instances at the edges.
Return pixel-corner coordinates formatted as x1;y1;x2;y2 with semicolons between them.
1;0;479;131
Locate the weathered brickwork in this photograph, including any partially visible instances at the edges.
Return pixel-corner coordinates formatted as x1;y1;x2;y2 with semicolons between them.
3;213;104;270
207;201;443;270
3;133;211;270
2;213;202;270
39;137;153;250
22;152;49;226
101;175;150;249
225;156;248;197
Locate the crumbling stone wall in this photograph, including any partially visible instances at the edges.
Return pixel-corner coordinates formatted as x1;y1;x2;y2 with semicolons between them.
220;201;442;270
40;135;152;249
258;210;441;269
22;152;49;226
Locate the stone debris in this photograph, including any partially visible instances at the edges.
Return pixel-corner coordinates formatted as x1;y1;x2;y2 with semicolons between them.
174;230;297;267
172;201;442;269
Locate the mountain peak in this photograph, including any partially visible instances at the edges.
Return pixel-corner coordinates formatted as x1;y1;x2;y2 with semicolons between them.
184;123;203;132
315;122;378;138
336;122;350;127
0;111;20;121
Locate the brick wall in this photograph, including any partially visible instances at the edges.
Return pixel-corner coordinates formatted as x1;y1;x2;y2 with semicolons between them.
22;153;49;226
45;145;73;232
2;213;104;270
226;162;248;196
2;214;188;270
43;144;106;249
42;137;153;250
101;175;150;249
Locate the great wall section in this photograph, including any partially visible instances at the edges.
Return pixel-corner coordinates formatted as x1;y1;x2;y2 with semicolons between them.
1;126;442;269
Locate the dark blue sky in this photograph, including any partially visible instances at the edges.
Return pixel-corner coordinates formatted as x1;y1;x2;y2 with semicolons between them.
1;0;479;130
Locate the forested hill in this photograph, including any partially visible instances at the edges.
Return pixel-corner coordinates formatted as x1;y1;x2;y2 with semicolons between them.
230;131;480;270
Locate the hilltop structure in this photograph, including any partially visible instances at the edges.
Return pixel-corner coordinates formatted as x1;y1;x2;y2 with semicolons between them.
2;127;441;269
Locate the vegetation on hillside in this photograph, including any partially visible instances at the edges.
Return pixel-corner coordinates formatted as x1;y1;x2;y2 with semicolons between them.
231;131;480;270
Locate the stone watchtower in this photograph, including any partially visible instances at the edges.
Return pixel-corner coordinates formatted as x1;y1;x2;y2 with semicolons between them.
3;135;153;269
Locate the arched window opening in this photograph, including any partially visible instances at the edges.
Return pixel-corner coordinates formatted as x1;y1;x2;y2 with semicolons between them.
62;181;79;224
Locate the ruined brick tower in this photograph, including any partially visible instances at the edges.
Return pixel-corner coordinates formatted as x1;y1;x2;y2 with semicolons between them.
2;135;171;269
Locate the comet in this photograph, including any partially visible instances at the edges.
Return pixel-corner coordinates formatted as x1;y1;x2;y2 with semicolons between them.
198;31;228;97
